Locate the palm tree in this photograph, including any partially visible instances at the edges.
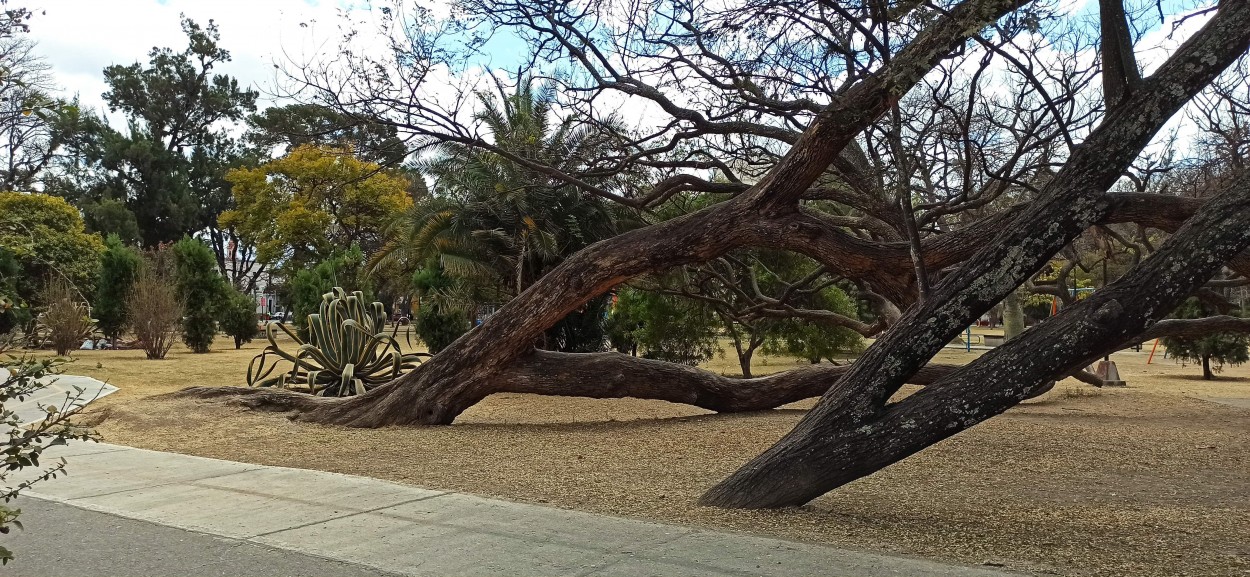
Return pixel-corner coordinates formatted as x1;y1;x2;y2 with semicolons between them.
376;78;635;308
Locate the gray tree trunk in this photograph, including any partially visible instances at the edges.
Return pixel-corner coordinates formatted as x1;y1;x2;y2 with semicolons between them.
1003;290;1025;340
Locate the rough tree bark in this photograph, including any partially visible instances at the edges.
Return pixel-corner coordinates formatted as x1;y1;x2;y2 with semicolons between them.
200;0;1030;428
697;4;1250;507
177;354;963;413
701;167;1250;507
179;0;1250;510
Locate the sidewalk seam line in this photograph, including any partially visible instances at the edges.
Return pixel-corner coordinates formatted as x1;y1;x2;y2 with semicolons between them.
246;492;452;538
55;466;270;501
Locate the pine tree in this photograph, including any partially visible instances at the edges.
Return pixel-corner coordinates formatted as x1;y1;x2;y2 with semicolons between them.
1162;298;1250;380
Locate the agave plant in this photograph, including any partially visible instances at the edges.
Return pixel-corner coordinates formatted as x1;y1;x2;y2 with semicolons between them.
247;288;427;396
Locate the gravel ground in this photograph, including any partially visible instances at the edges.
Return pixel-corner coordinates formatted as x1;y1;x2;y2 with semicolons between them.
45;341;1250;577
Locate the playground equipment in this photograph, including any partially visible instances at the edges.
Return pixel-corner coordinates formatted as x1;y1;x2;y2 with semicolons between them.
1093;359;1126;386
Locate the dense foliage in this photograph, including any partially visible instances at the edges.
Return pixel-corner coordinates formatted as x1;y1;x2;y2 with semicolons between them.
0;192;104;306
414;303;470;355
218;289;259;349
222;144;412;273
284;246;374;339
93;234;141;344
172;237;226;353
606;288;721;366
51;18;256;247
1162;298;1249;379
0;247;28;334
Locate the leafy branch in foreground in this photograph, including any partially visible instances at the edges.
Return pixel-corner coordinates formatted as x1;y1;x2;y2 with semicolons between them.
247;288;428;397
0;356;99;564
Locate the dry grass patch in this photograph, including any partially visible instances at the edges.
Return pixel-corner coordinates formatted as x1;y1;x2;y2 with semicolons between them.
24;338;1250;577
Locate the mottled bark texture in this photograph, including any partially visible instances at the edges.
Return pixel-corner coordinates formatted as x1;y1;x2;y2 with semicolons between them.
233;0;1031;428
179;0;1250;510
701;167;1250;508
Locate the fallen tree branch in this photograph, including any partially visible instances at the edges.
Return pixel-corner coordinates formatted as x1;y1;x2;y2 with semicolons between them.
169;352;964;416
495;351;959;413
1136;315;1250;342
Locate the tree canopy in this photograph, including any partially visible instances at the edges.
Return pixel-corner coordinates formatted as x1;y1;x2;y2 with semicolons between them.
0;191;104;303
221;143;413;273
54;17;256;248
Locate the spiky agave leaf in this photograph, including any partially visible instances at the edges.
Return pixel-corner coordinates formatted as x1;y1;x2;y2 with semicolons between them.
245;287;429;396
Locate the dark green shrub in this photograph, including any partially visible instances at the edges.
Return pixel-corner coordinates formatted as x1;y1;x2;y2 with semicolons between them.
94;235;141;345
604;288;719;365
172;237;227;353
0;248;29;335
218;289;259;349
545;295;609;352
285;246;373;340
762;284;865;363
414;303;469;354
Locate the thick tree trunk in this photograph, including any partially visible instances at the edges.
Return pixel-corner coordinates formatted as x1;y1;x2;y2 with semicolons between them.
699;4;1250;507
176;353;962;415
495;351;958;412
221;0;1029;428
701;166;1250;508
1202;355;1213;380
1003;290;1025;340
173;3;1250;518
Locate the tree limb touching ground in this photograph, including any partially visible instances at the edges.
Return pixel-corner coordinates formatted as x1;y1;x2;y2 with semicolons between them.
181;0;1250;509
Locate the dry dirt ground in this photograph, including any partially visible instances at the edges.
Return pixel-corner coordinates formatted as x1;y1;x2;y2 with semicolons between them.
24;334;1250;577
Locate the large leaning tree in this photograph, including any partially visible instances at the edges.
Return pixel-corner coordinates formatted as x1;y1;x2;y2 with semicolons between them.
186;0;1250;508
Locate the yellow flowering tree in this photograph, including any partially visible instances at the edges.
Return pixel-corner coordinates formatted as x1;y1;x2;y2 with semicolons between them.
220;144;412;272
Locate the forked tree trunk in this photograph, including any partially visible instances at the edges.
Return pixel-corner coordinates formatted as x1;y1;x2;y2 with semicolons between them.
700;166;1250;508
738;350;755;378
695;3;1250;507
225;0;1032;428
175;0;1250;511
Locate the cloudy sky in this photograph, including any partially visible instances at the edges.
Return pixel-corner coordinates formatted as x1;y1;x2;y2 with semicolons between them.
18;0;1218;154
25;0;394;115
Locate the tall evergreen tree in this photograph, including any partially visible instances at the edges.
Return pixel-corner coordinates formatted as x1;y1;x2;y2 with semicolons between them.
54;17;257;248
94;234;141;345
172;236;226;353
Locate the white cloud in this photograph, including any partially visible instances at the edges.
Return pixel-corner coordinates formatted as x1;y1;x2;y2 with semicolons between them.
23;0;379;116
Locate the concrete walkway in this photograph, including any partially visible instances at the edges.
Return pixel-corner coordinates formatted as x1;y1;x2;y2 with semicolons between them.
0;368;118;427
7;442;1021;576
0;497;398;576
